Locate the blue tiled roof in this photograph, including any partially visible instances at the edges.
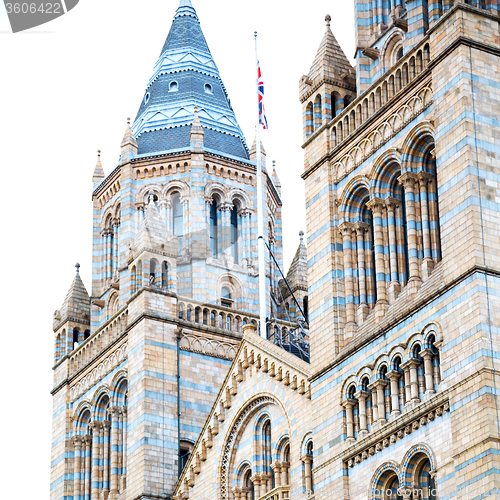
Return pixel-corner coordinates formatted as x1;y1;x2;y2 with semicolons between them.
132;0;249;160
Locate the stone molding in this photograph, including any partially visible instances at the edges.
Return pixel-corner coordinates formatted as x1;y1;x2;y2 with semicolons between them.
332;84;433;184
344;396;449;469
179;333;238;360
70;342;128;402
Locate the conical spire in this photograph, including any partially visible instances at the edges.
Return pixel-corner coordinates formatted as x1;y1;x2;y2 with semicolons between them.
134;196;169;250
120;118;138;165
92;150;105;188
58;263;91;326
308;14;355;83
132;0;249;160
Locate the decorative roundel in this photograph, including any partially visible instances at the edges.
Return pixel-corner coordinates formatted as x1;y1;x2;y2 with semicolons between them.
144;92;150;104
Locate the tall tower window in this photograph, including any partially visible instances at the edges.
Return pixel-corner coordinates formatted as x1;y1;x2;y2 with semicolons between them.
231;206;238;263
210;202;218;256
173;194;184;251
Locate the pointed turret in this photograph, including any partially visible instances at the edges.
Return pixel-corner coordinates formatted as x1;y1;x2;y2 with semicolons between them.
249;136;267;168
132;0;249;160
190;105;204;153
286;231;308;291
92;150;105;188
55;263;91;329
120;118;138;165
307;15;356;85
271;160;281;196
133;195;169;251
299;15;357;135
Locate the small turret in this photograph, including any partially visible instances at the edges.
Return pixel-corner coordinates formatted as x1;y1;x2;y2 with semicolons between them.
120;118;138;165
92;150;105;188
249;136;267;168
299;15;356;137
190;105;204;153
271;160;281;196
53;264;91;362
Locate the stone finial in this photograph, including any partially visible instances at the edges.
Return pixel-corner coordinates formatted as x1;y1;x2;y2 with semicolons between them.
299;231;304;243
148;194;155;205
325;15;331;27
75;263;80;273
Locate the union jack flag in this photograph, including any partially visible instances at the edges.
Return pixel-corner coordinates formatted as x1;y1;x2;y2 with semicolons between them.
258;61;268;130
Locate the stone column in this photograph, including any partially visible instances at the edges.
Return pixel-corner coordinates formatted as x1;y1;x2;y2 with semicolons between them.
271;461;282;487
84;435;93;500
372;380;388;424
367;198;388;312
354;390;369;437
251;474;262;499
386;197;401;302
113;224;119;276
281;461;290;486
355;222;369;322
342;399;356;441
102;421;111;498
370;386;379;424
72;436;83;500
387;371;401;417
109;408;119;499
340;222;357;335
418;172;435;279
405;359;421;402
231;487;243;500
120;407;127;492
90;422;102;500
421;349;436;395
398;172;421;293
301;454;313;493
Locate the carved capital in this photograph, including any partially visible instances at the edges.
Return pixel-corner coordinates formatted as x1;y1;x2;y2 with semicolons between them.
397;171;418;190
366;196;385;214
354;389;371;401
339;221;355;238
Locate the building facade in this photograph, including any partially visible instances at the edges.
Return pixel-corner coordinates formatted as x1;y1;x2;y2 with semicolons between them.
51;1;500;500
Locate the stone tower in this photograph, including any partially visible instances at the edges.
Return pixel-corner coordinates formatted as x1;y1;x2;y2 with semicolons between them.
301;1;500;499
49;2;291;500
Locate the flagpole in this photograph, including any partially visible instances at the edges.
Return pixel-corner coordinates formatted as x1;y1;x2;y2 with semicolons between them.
255;31;267;338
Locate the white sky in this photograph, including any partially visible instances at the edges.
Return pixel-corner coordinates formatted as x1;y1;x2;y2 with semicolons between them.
0;0;354;495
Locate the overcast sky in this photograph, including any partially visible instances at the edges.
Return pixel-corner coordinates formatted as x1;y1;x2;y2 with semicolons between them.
0;0;354;495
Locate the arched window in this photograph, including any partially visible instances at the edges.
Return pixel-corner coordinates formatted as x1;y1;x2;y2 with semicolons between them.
305;441;314;493
173;194;184;251
179;441;193;475
244;469;255;500
231;206;238;263
161;261;168;289
221;286;232;308
262;420;273;490
210;202;218;256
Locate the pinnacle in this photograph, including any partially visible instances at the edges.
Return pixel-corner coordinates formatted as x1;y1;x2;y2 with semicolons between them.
307;14;355;83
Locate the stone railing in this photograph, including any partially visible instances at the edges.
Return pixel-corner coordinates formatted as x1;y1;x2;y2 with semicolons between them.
69;308;129;376
177;297;257;333
325;41;431;151
259;486;291;500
